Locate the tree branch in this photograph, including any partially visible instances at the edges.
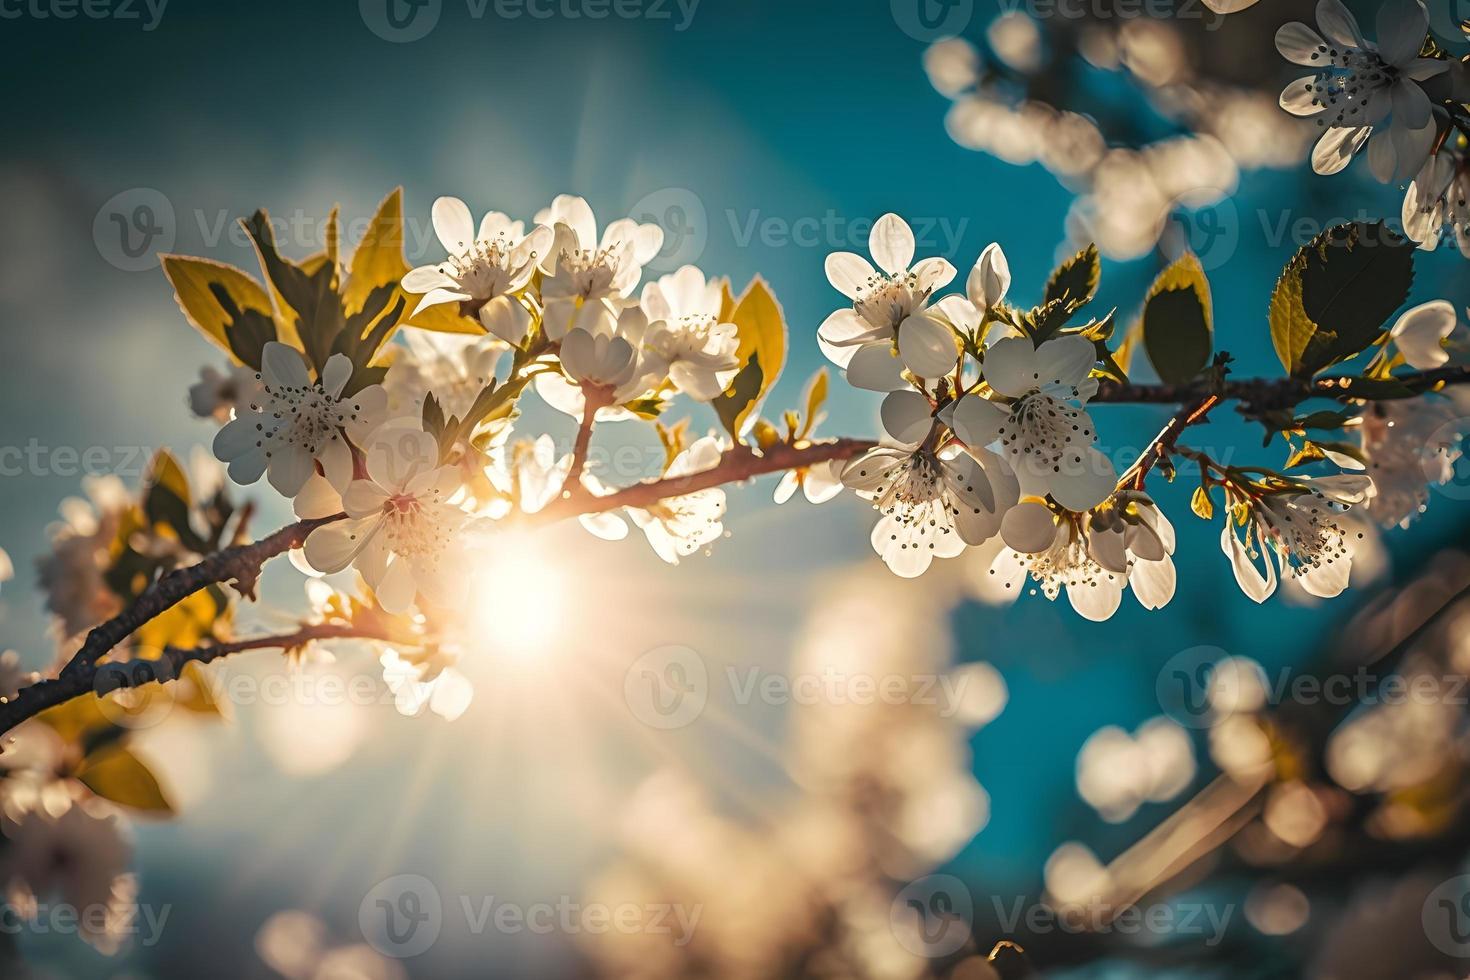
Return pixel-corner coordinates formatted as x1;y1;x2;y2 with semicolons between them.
533;438;879;524
0;623;390;737
7;363;1468;739
55;516;338;682
1091;364;1470;413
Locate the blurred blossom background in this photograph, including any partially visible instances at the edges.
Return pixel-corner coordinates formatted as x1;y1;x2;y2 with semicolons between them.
1;0;1470;977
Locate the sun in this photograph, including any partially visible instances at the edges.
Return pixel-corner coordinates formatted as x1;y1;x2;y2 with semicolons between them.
463;528;573;661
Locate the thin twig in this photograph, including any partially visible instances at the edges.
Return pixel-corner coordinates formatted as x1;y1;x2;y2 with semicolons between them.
0;623;388;738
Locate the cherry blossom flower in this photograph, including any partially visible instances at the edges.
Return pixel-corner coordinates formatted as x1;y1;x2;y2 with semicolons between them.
0;800;137;952
774;456;844;505
536;194;664;341
214;342;387;495
842;390;1017;578
627;435;728;564
1220;482;1371;602
380;647;473;722
401;197;552;345
1358;398;1469;528
484;434;630;541
941;333;1117;511
559;326;639;390
1388;299;1460;369
988;501;1127;621
383;330;505;420
818;214;958;382
1402;151;1470;257
1086;491;1179;611
639;266;741;401
1276;0;1447;180
535;306;659;422
301;423;469;615
37;476;130;637
187;363;261;423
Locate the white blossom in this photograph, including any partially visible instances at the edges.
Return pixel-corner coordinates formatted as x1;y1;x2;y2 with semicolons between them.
1402;151;1470;257
1359;398;1469;528
639;265;741;402
1221;483;1371;602
401;196;552;345
842;390;1017;578
301;423;469;615
941;333;1117;511
1388;299;1460;370
1276;0;1447;181
536;194;664;341
818;213;958;381
627;435;728;564
214;342;387;495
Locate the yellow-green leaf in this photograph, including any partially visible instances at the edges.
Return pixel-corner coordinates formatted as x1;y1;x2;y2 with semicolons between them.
160;255;273;361
346;188;410;316
1141;252;1213;385
76;746;173;815
800;368;829;438
715;277;788;441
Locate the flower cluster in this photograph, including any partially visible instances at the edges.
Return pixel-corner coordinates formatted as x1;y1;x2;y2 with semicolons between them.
1272;0;1470;259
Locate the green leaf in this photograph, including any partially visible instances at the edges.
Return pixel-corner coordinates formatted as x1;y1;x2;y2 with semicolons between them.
138;450;215;556
243;211;344;373
1268;221;1416;377
714;277;787;441
1142;252;1213;385
160;255;277;367
1045;243;1100;314
799;368;829;438
76;746;173;815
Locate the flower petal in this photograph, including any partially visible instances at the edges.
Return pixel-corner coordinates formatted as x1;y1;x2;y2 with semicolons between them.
1034;334;1098;388
869;214;915;276
880;390;934;446
825;252;876;300
846;341;909;392
1130;556;1177;610
321;353;353;398
967;242;1011;311
1391;298;1457;368
1376;0;1428;67
1048;447;1118;512
432;196;475;253
1221;524;1276;602
261;341;311;389
1279;75;1323;116
1275;21;1328;65
940;394;1007;449
981;337;1039;398
403;265;455;293
294;473;344;519
1311;124;1370;176
303;517;377;574
1000;501;1058;554
1315;0;1362;49
897;313;960;379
